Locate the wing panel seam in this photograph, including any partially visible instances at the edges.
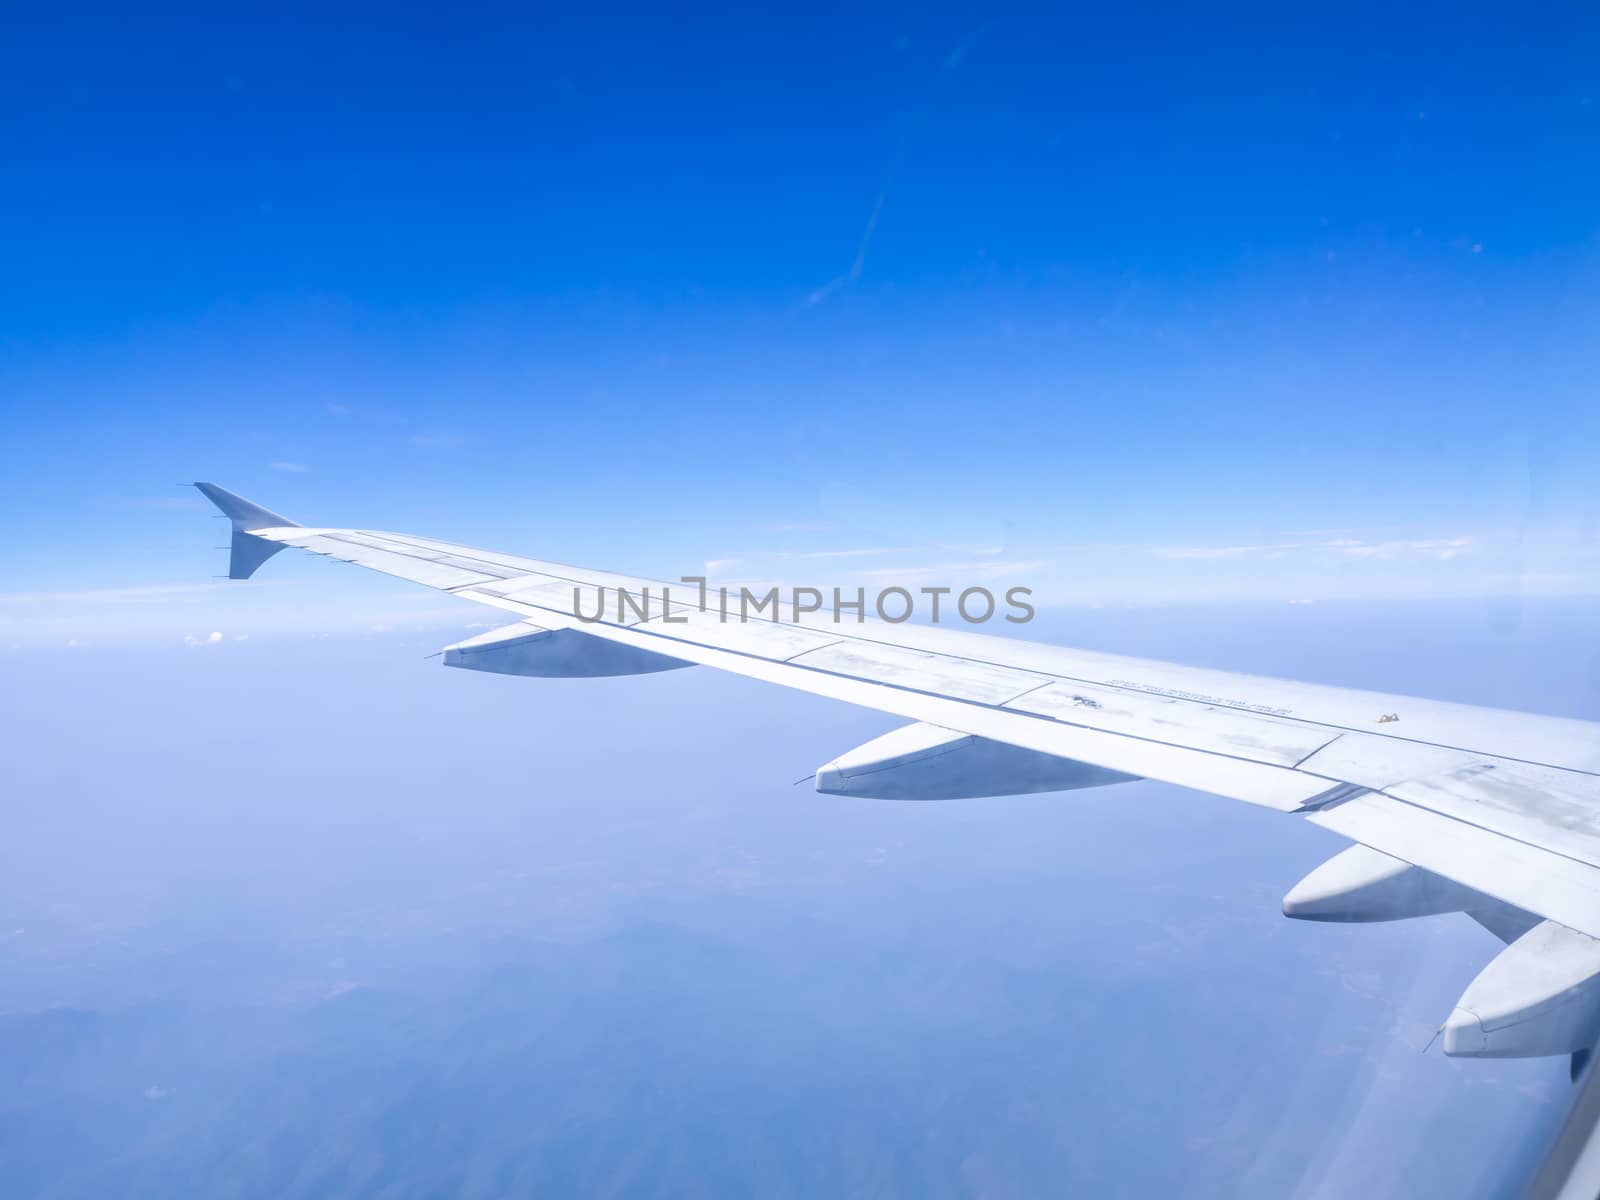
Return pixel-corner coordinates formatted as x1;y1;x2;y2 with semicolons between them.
290;532;1600;782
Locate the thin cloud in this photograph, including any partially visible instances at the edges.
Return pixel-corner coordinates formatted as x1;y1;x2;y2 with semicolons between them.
944;27;986;70
849;559;1053;583
934;543;1006;557
757;520;833;534
805;186;888;307
1151;544;1300;561
774;546;917;561
0;582;231;606
1148;536;1475;562
703;546;925;574
1336;537;1472;561
327;401;402;423
409;432;470;449
269;460;310;473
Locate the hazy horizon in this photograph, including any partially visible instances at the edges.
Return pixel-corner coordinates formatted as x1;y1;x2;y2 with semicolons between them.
3;598;1594;1196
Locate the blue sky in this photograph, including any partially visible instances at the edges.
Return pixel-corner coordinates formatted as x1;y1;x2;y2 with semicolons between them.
3;4;1599;641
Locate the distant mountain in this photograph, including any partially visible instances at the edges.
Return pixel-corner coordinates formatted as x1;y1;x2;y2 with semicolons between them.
0;921;1561;1198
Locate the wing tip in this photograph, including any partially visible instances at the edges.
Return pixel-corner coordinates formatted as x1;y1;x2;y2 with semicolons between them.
193;482;301;531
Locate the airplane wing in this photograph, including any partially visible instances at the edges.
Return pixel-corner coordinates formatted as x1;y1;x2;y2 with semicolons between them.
195;482;1600;1065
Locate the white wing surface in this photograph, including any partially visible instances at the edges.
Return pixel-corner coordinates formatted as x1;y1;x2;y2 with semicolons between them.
195;483;1600;1062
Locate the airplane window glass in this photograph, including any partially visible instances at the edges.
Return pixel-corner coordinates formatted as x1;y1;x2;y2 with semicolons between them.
3;6;1594;1198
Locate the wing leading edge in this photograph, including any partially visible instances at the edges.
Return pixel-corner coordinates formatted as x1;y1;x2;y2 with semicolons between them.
193;483;1600;1060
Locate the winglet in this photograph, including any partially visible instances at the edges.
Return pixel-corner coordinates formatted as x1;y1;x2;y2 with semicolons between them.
193;482;300;532
193;483;301;580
